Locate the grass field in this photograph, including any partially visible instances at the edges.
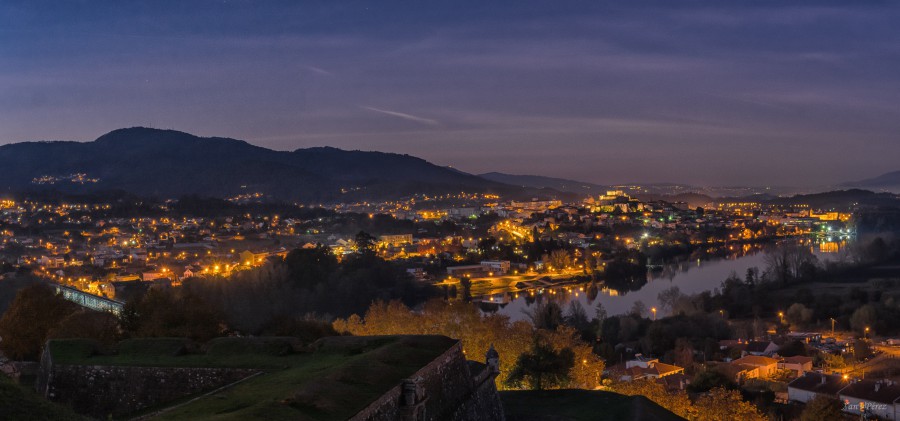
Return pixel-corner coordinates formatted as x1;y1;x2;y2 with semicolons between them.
0;375;88;421
501;389;685;421
50;337;309;369
48;335;456;421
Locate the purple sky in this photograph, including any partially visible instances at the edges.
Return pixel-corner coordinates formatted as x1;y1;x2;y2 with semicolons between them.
2;1;899;186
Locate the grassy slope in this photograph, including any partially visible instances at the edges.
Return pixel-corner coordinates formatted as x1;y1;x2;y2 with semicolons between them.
50;337;309;369
48;335;456;421
0;376;88;421
501;390;685;421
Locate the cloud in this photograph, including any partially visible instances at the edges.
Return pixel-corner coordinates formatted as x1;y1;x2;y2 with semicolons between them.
303;66;333;76
360;106;440;126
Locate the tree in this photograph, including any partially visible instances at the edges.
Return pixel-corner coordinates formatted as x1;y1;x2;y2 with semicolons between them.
694;387;767;421
745;267;758;284
0;284;79;360
611;380;695;419
864;237;889;263
821;352;846;370
283;246;338;288
459;277;473;302
477;237;498;256
850;304;877;334
785;303;814;328
688;369;736;393
49;310;120;346
657;286;682;315
854;339;873;361
630;301;648;318
505;340;575;390
671;337;695;369
354;231;377;256
764;244;817;285
527;301;563;331
121;288;223;341
800;395;844;421
594;302;608;323
778;340;808;357
549;249;572;271
333;300;603;389
564;301;590;333
257;316;337;342
594;302;608;339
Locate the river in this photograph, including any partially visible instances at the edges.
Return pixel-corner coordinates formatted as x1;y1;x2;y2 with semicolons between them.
476;239;845;321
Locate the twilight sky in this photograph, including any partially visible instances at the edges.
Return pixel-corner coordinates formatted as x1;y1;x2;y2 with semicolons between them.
2;1;899;186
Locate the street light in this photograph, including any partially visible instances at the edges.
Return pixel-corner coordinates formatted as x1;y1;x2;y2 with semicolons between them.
865;327;870;340
778;311;784;324
651;307;657;321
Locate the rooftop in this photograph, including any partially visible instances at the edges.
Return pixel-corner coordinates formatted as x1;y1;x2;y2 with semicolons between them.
788;373;848;396
839;379;900;404
745;341;776;353
780;356;813;365
732;355;780;366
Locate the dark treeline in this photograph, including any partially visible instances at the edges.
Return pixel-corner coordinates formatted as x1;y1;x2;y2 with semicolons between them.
683;235;900;336
0;238;438;360
179;244;438;334
491;233;900;370
518;297;732;369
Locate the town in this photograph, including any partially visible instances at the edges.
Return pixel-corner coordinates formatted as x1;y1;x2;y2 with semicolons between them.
3;1;900;419
0;189;851;307
4;186;896;419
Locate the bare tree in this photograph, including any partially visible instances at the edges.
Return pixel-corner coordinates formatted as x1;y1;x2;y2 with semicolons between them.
657;286;682;315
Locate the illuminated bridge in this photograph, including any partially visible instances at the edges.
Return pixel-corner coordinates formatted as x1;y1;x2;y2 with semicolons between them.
53;284;124;316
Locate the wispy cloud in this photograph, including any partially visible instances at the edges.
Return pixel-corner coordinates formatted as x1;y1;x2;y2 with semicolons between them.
304;65;333;76
360;106;440;126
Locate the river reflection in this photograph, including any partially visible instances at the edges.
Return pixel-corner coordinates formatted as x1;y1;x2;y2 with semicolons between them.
476;239;845;321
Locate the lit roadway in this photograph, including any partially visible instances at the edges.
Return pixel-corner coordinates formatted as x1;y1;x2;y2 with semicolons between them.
835;343;900;378
436;268;586;297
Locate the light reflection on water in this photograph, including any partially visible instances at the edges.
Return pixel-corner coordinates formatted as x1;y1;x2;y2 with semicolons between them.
477;240;845;321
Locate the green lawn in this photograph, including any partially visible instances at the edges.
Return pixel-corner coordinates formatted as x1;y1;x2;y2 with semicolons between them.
501;389;685;421
49;337;310;369
0;375;88;421
48;335;457;421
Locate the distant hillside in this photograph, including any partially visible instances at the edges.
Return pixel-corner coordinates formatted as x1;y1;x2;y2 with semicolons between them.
633;192;715;208
847;170;900;192
765;189;900;210
0;128;559;203
479;172;606;196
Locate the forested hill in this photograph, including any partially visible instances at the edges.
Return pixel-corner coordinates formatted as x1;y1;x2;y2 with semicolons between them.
0;127;562;203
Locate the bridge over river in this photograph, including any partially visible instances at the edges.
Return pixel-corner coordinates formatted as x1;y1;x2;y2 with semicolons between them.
53;284;124;315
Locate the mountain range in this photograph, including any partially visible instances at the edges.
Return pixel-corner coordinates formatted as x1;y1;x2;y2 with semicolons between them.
846;171;900;192
0;128;570;203
478;172;608;196
2;127;897;206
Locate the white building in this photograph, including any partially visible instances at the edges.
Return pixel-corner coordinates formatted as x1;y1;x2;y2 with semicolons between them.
838;379;900;420
787;373;847;404
480;260;510;275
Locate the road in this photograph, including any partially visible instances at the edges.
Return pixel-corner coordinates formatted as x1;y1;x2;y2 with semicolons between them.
836;345;900;378
435;269;587;297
